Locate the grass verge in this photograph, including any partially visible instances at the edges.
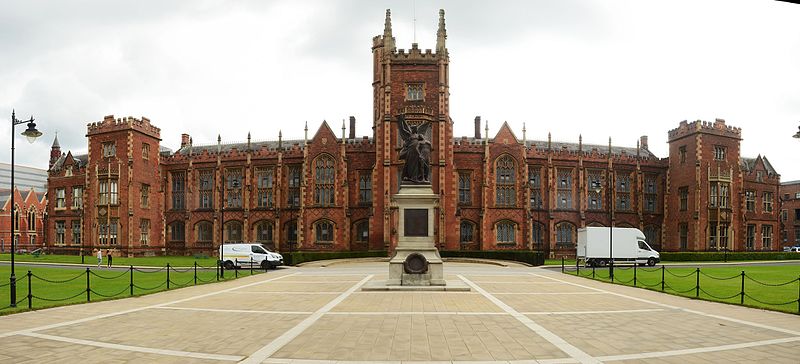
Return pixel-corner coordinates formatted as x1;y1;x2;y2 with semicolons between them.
564;265;800;314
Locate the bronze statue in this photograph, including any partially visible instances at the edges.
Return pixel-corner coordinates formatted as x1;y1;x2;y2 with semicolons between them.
398;115;431;184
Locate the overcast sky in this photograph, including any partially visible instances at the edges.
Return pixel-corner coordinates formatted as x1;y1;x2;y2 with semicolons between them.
2;0;798;180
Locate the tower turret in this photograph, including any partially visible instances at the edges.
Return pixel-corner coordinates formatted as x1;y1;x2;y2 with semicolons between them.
49;132;61;170
436;9;447;54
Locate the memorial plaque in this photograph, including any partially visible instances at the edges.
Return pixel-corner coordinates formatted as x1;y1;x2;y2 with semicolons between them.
404;208;428;236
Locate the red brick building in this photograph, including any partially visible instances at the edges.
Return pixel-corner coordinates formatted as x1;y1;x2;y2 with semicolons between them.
45;10;782;256
780;180;800;248
0;187;46;253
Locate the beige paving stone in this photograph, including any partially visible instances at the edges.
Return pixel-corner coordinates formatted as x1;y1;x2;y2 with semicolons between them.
272;314;565;361
532;309;793;357
0;334;225;363
477;281;597;293
498;291;659;313
236;281;353;293
170;292;337;312
611;341;800;363
41;309;307;356
333;292;502;312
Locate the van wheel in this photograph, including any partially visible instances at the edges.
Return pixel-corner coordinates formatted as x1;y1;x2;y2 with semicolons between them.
647;258;656;267
261;261;269;270
597;259;608;267
224;260;235;270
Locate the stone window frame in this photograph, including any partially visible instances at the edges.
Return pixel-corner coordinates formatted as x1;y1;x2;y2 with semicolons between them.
71;220;81;245
359;171;372;205
314;219;335;244
195;221;213;243
405;83;425;101
55;188;66;209
72;186;83;209
644;174;658;213
140;219;150;245
313;154;336;207
679;145;687;164
531;221;546;249
746;224;756;251
458;171;471;206
170;172;186;210
494;155;516;207
679;223;688;251
12;205;20;231
713;145;726;161
198;169;214;209
287;165;302;208
55;220;66;246
586;169;604;211
529;165;543;209
745;190;756;212
354;220;369;243
255;167;275;209
142;143;150;160
224;220;243;242
225;167;244;209
460;220;476;243
140;183;150;208
102;141;116;158
168;221;185;242
615;171;632;212
254;220;274;244
495;220;516;245
556;167;574;210
555;221;576;247
644;225;660;250
762;191;773;213
27;208;37;231
761;224;773;249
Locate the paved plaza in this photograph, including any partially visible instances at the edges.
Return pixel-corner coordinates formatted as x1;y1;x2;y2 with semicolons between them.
0;261;798;363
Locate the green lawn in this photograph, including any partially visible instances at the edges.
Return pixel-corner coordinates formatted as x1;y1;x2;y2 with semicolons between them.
0;253;219;267
565;265;800;314
0;264;262;315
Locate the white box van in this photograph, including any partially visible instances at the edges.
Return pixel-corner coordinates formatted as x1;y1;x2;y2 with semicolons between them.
577;227;660;267
219;243;283;270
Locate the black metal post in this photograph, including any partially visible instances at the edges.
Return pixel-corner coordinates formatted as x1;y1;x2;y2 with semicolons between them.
561;257;564;273
216;261;220;281
194;261;197;285
576;257;579;276
740;271;745;305
9;111;40;308
86;267;91;302
166;263;170;290
250;257;253;275
592;265;596;279
235;260;238;278
661;265;665;291
696;268;700;298
633;263;637;286
130;265;134;296
220;167;225;279
797;275;799;314
27;270;32;309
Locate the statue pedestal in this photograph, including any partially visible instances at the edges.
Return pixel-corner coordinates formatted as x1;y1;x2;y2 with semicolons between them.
362;184;470;292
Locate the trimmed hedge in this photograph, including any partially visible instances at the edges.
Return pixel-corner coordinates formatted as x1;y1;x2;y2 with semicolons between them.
440;250;545;266
661;251;800;262
283;250;388;266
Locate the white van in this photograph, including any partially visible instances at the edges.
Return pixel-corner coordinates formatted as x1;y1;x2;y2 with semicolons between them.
577;227;660;267
219;243;283;270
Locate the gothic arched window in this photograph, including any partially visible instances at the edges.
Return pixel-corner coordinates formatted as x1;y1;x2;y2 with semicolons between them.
556;222;576;247
314;155;335;206
196;221;213;242
315;220;334;244
495;156;516;207
460;220;476;243
496;220;516;244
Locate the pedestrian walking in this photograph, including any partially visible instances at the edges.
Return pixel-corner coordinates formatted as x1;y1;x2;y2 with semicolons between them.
96;249;102;268
107;250;113;267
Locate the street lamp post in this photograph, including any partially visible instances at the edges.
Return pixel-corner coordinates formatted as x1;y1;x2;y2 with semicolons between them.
9;110;42;307
593;178;613;279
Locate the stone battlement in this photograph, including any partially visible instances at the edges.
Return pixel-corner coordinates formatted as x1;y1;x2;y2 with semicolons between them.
87;115;161;138
668;118;741;141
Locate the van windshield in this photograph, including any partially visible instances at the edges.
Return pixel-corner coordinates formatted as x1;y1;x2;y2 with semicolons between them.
252;246;268;254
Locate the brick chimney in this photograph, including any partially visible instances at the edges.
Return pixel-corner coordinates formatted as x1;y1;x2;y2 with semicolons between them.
181;133;191;148
349;116;356;139
474;116;481;139
639;135;648;150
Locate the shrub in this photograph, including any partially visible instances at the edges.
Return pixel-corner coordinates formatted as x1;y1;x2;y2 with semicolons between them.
283;250;388;266
439;250;545;266
661;251;800;262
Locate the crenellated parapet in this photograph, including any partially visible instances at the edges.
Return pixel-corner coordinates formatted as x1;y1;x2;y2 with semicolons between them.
391;43;443;64
87;115;161;139
668;118;741;142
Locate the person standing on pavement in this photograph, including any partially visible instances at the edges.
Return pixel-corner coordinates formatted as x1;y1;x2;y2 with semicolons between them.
107;250;113;267
96;249;102;268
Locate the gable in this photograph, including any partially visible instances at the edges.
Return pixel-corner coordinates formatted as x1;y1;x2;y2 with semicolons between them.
492;121;520;145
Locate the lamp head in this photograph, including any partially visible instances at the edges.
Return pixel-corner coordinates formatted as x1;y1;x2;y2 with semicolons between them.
22;121;42;144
